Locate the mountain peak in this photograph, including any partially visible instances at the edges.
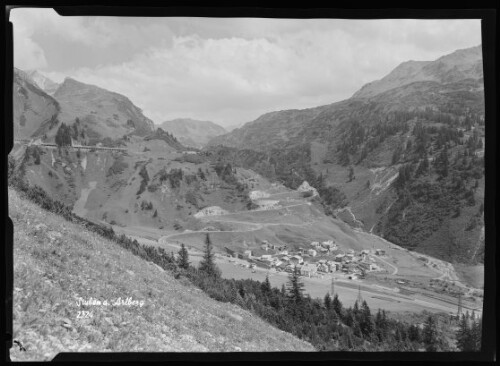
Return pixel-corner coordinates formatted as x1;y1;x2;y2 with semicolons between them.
352;45;483;99
20;69;60;95
52;76;155;138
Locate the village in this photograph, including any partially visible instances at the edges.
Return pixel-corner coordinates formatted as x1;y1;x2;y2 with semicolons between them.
224;239;387;280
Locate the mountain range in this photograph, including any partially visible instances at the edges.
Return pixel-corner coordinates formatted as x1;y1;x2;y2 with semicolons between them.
158;118;226;149
10;44;485;269
352;45;483;99
206;45;485;265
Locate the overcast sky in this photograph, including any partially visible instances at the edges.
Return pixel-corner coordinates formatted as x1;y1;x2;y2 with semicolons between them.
10;8;482;128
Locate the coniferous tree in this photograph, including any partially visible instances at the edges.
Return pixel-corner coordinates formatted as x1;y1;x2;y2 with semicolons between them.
434;146;449;178
360;300;374;337
423;315;439;351
55;123;72;147
199;234;220;277
324;293;332;310
414;154;429;178
261;274;271;295
238;282;246;298
348;166;355;182
32;147;41;165
286;266;305;304
332;293;343;318
353;300;360;317
471;316;482;351
177;243;190;270
408;324;421;343
456;314;473;351
280;284;287;297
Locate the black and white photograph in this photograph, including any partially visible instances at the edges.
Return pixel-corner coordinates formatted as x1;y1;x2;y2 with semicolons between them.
6;7;494;360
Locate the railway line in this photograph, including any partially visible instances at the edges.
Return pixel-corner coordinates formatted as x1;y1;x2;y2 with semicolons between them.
14;140;128;152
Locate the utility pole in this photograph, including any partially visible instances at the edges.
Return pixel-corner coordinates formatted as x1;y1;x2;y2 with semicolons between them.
457;292;462;317
330;276;335;296
357;284;363;304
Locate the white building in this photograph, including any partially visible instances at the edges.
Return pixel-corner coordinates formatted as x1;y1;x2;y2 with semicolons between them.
296;181;318;196
307;249;317;257
301;263;318;277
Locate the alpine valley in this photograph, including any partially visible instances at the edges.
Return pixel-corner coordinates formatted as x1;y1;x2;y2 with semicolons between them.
10;45;485;354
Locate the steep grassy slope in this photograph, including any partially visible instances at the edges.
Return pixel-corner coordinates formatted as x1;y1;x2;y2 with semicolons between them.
13;68;60;140
159;118;226;148
9;188;314;360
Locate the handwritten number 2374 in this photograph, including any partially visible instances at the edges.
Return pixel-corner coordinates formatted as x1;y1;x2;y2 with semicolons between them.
77;311;93;319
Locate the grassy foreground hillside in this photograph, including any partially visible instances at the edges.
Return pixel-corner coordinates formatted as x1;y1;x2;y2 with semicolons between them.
9;188;314;360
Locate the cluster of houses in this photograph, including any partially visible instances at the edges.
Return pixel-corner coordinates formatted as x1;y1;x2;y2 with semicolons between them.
228;239;384;278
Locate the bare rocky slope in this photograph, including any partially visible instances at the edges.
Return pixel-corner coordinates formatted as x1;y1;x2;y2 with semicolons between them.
25;70;60;95
13;68;60;140
9;188;313;360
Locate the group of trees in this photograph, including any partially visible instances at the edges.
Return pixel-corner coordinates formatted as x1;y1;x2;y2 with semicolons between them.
25;146;42;165
140;200;153;210
156;167;186;190
336;113;411;166
169;234;457;351
55;123;73;147
456;311;482;351
71;118;85;140
380;120;485;262
136;165;150;195
214;162;238;185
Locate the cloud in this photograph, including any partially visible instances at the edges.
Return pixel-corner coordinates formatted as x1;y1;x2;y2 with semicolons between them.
9;10;482;127
10;8;48;69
